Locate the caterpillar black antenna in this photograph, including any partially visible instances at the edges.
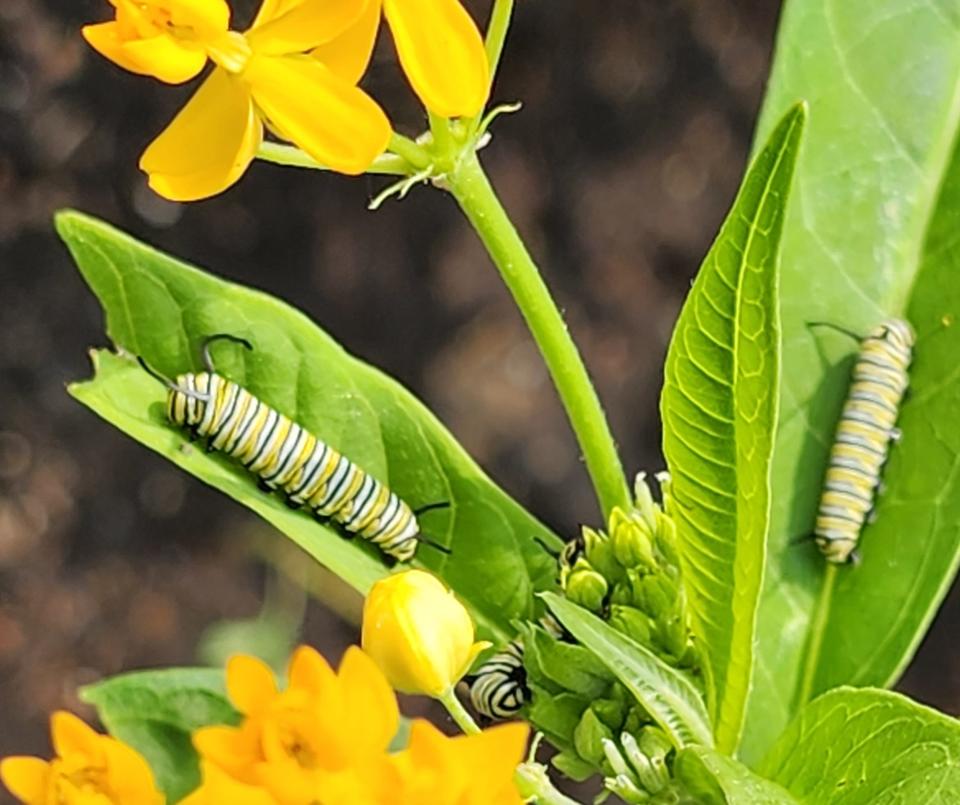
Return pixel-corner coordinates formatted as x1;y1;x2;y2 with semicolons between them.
137;356;210;402
533;536;560;560
417;534;452;555
414;501;451;517
806;321;864;343
202;333;254;373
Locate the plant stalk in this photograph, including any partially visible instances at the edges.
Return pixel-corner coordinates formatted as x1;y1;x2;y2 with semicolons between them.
446;151;630;518
438;687;481;735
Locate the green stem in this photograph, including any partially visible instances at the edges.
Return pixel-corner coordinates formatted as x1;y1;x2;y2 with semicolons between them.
438;687;481;735
388;132;431;171
514;763;581;805
797;563;837;705
256;142;410;176
484;0;515;84
446;152;630;519
428;113;456;168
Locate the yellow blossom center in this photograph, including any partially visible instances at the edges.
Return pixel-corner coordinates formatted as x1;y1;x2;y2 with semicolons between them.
49;756;113;803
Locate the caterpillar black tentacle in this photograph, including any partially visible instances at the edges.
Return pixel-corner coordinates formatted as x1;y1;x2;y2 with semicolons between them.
139;337;448;563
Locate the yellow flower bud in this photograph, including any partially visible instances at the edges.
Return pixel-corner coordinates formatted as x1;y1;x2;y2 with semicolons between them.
362;569;490;696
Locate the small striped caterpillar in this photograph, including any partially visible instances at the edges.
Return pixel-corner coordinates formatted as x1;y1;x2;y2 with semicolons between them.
138;334;449;562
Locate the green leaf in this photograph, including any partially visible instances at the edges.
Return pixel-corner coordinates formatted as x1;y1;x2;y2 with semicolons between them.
521;621;613;698
674;746;797;805
80;668;237;802
542;592;713;749
760;688;960;803
659;103;806;752
57;210;562;642
744;0;960;762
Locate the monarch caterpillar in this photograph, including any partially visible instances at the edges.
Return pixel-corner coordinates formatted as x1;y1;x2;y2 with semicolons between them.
467;537;578;720
811;317;915;564
467;638;527;720
138;334;450;562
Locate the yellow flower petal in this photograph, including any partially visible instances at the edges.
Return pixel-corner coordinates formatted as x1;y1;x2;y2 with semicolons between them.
251;0;303;30
186;760;277;805
166;0;231;35
383;0;489;117
193;724;263;784
0;757;49;803
246;54;390;175
82;21;157;77
337;647;399;759
311;0;381;84
99;739;165;804
118;34;208;83
50;711;101;759
226;653;280;715
248;0;369;55
140;68;262;201
287;645;336;697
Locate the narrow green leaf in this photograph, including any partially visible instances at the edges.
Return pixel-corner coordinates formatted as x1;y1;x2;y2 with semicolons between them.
744;0;960;763
80;668;237;802
660;103;806;752
542;592;713;749
57;210;562;641
674;747;797;805
760;688;960;803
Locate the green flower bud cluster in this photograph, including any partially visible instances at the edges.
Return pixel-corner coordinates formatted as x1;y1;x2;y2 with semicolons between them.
564;473;698;670
523;473;702;790
603;727;692;803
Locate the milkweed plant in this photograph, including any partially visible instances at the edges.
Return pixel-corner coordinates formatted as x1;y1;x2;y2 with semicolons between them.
6;0;960;802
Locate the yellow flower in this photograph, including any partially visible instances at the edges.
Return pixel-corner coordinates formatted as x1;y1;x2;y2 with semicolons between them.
0;710;164;805
361;569;490;696
379;719;529;805
82;0;390;200
188;645;398;804
368;0;490;118
185;644;528;805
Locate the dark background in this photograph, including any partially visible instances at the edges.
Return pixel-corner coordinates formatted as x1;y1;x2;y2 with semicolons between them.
1;0;957;776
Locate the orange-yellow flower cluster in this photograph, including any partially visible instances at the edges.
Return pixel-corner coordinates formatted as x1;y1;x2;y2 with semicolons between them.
183;645;528;805
0;710;164;805
82;0;490;200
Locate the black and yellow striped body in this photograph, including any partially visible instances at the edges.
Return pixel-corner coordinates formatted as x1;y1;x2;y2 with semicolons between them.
468;639;527;720
815;318;914;563
467;613;566;720
167;372;420;562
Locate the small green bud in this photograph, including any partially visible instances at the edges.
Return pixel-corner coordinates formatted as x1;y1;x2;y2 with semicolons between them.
566;567;609;613
601;737;631;777
633;471;659;524
619;735;662;793
574;707;615;768
659;614;689;660
580;525;606;555
608;604;655;645
637;725;673;762
639;573;676;620
655;510;680;568
637;727;673;790
605;774;651;804
592;697;626;730
621;731;669;793
623;705;646;736
609;774;651;804
612;515;657;569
